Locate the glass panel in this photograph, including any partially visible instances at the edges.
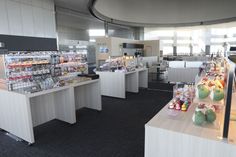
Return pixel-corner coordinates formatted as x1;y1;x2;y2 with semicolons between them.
162;40;174;44
177;31;191;37
210;45;224;55
177;46;190;55
211;38;225;43
163;46;173;55
211;28;227;35
177;40;191;44
88;29;105;36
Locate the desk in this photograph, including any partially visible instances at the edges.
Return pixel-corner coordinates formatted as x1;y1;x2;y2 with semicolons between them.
136;68;148;88
96;68;148;99
0;79;101;144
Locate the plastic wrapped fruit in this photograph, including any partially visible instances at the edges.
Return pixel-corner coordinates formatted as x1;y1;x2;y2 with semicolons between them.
195;104;207;114
219;80;225;87
210;87;224;101
205;109;216;123
192;111;206;126
196;84;210;99
215;80;224;89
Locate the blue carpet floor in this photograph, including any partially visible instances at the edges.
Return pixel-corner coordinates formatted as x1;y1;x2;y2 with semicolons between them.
0;88;172;157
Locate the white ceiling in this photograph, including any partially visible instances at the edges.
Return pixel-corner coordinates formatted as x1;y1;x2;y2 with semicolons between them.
55;0;134;39
94;0;236;26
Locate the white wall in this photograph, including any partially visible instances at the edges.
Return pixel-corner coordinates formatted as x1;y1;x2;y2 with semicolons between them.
0;0;56;38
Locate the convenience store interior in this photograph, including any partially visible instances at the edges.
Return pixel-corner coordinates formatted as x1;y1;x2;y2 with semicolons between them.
0;0;236;157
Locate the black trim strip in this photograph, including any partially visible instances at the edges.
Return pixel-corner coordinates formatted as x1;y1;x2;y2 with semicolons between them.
223;58;235;138
0;35;57;51
88;0;102;21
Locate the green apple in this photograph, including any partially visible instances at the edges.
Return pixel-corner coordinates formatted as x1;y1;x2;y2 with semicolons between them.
197;84;210;99
193;111;206;126
211;87;224;101
206;109;216;123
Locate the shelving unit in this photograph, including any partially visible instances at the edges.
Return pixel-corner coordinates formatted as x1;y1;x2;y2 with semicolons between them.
0;50;100;145
145;55;236;157
1;51;88;94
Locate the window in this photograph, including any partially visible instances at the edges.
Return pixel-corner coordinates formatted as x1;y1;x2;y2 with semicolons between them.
150;30;174;37
145;22;236;56
227;27;236;36
162;40;174;44
89;39;96;42
163;46;173;55
193;46;202;54
177;31;191;37
210;45;224;54
211;28;226;36
177;46;190;55
211;38;225;43
177;40;191;44
144;30;174;40
88;29;105;36
211;27;236;36
226;37;236;42
210;37;236;43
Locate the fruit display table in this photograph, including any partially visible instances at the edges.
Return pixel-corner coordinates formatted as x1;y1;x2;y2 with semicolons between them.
145;101;236;157
145;58;236;157
96;68;148;99
0;79;102;144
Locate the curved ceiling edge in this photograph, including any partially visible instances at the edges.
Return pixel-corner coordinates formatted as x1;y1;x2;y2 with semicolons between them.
88;0;236;27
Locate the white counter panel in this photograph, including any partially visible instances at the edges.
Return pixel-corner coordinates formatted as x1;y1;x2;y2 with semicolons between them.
145;101;236;157
96;68;148;98
0;79;101;144
0;90;34;143
96;71;126;98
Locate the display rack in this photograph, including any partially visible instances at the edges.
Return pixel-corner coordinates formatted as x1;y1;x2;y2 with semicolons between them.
184;57;232;139
2;51;88;94
192;54;236;139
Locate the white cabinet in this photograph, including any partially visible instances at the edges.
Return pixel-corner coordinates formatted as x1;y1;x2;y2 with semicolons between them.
0;0;9;34
6;0;23;35
21;3;34;36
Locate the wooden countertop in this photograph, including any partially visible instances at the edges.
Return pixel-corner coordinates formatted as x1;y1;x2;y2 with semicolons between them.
146;101;236;145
